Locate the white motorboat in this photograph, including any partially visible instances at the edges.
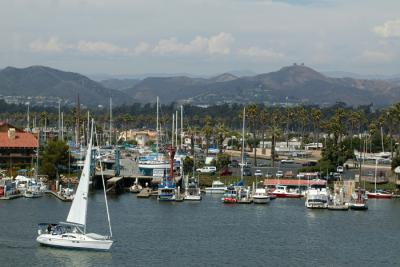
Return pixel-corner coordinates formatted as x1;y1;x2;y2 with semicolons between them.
129;183;143;193
184;178;201;201
305;188;330;209
205;180;227;194
252;188;270;204
24;184;42;198
36;120;113;250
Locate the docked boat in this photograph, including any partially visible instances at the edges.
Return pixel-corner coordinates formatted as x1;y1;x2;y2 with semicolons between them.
237;187;252;204
350;188;368;210
24;184;42;198
366;190;392;199
129;183;143;193
252;188;270;204
327;188;348;210
158;179;177;201
36;121;113;250
205;180;227;194
184;177;201;201
305;188;330;209
367;159;392;199
222;186;238;203
272;185;302;198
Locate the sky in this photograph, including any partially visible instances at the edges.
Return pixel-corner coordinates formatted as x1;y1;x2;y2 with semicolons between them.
1;0;400;76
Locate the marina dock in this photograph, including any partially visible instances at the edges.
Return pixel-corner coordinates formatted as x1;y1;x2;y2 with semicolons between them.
44;190;73;202
0;194;22;200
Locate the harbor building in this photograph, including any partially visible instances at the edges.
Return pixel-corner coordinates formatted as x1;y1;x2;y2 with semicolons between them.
0;122;38;174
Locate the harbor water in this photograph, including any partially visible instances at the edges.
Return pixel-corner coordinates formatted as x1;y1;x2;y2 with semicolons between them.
0;192;399;266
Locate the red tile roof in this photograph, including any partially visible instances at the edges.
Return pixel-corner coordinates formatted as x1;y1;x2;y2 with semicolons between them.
0;132;38;148
264;179;326;186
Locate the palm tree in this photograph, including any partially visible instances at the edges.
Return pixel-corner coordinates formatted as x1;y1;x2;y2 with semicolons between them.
298;106;308;148
311;108;322;144
202;116;213;156
259;108;269;154
246;104;259;166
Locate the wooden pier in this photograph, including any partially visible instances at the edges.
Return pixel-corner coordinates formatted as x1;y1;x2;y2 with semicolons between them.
137;188;152;198
44;190;73;202
0;194;22;200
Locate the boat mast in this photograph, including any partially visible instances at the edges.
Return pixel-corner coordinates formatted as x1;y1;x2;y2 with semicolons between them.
87;111;90;147
172;114;175;147
175;110;178;149
374;158;378;193
61;112;64;141
109;97;112;146
156;96;159;154
58;100;61;140
180;105;183;150
27;102;30;131
241;107;245;182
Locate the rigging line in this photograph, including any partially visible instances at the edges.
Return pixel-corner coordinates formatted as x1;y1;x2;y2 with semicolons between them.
96;124;113;238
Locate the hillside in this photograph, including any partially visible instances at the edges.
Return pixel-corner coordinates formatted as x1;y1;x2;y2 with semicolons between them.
0;66;132;106
123;65;400;106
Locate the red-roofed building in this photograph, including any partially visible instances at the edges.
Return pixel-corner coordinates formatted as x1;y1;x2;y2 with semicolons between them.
0;122;38;173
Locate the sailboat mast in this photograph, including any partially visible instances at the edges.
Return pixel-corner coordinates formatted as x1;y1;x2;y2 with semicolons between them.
175;110;178;148
109;97;112;146
58;100;61;140
27;102;30;131
61;112;64;141
156;97;159;153
241;107;246;181
374;159;378;193
87;111;90;147
172;114;175;147
180;105;183;150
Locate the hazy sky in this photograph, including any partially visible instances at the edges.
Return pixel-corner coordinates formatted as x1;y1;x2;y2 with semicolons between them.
1;0;400;76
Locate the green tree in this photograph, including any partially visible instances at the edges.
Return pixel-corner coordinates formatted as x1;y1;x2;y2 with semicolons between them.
216;153;230;170
183;156;194;174
40;140;69;179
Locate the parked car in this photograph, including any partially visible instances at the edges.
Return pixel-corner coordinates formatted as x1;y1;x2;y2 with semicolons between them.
281;159;294;164
284;170;293;178
302;161;317;167
243;168;252;176
337;166;344;173
228;160;239;168
254;170;263;177
220;168;233;176
196;166;217;174
276;170;284;178
265;172;273;178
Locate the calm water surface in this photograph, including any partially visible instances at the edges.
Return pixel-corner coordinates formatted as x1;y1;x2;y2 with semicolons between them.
0;192;399;267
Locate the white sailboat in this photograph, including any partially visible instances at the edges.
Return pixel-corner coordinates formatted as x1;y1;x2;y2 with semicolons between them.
37;120;113;250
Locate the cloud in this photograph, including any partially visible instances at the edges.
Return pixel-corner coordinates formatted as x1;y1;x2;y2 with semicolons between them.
152;32;234;55
75;41;129;54
30;33;235;57
29;37;64;53
238;46;284;59
373;19;400;38
29;37;129;55
134;42;151;55
361;50;393;63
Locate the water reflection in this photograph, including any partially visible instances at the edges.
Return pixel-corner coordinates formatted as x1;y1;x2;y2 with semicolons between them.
36;246;112;267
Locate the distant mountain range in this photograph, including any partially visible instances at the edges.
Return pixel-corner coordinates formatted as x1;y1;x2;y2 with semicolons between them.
1;65;400;107
0;66;131;106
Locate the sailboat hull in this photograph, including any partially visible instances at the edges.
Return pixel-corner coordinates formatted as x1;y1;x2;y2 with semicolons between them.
37;233;113;251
